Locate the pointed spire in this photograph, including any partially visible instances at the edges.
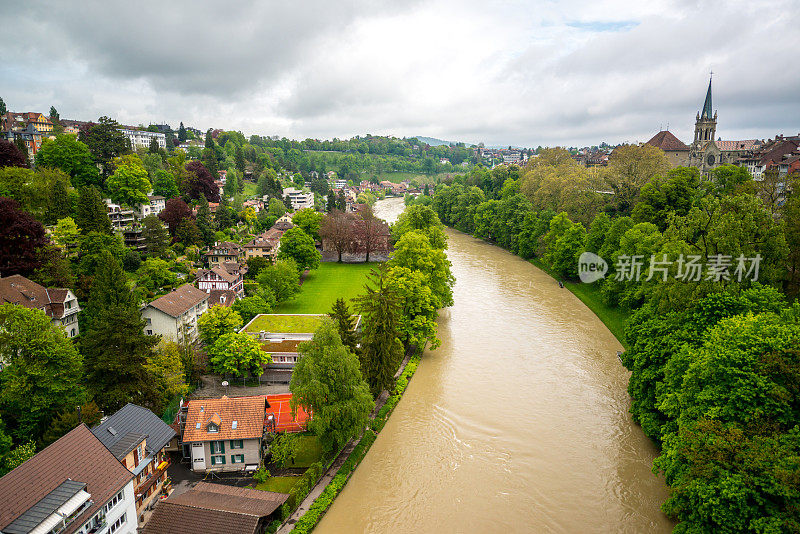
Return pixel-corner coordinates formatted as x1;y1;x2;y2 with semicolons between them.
701;75;713;119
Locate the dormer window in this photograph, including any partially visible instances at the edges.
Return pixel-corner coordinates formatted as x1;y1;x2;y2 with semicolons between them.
207;423;219;433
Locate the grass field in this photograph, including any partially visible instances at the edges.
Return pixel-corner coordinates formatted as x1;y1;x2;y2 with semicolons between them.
243;180;258;198
286;435;324;468
243;314;326;333
255;476;299;493
274;262;377;314
531;259;630;349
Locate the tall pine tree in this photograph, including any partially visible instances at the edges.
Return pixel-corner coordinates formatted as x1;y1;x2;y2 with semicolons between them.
178;122;187;142
81;251;159;412
328;298;359;355
354;266;404;396
75;186;112;234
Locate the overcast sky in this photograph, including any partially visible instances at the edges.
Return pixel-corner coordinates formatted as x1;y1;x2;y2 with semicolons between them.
3;0;799;147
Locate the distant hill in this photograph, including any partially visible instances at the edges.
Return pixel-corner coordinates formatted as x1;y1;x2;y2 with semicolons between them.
413;136;458;147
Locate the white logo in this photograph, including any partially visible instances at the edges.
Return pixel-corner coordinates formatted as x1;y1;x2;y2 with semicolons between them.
578;252;608;283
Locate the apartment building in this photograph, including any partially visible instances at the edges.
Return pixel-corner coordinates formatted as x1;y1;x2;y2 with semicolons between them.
141;284;209;343
0;274;81;337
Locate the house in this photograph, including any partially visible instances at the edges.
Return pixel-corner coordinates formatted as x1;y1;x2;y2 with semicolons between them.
1;112;53;134
0;424;136;534
179;394;309;473
645;130;690;167
243;233;280;263
92;404;177;526
208;289;237;308
203;241;244;268
282;187;315;211
122;224;146;251
1;124;44;159
0;274;81;337
196;262;246;297
134;196;166;219
141;482;288;534
141;284;209;343
180;395;268;473
105;200;135;230
118;129;166;150
272;213;294;231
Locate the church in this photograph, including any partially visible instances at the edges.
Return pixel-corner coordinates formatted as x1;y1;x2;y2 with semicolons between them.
646;77;762;174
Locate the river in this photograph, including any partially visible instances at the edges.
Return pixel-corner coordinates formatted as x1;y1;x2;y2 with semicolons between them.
316;197;673;533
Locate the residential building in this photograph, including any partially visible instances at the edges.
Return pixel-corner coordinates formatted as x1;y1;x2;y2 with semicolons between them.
118;129;166;150
105;200;135;230
134;195;166;219
122;224;146;251
282;187;315;211
272;213;294;231
61;119;89;134
0;274;81;337
180;395;268;473
1;124;44;159
243;233;279;263
333;178;347;189
0;424;136;534
1;112;53;134
207;289;237;308
141;482;288;534
92;404;177;526
196;262;246;297
203;241;244;268
141;284;209;343
645;130;690;167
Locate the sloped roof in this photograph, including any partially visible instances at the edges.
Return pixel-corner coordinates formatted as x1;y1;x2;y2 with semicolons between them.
646;130;689;152
0;275;75;320
141;502;261;534
147;284;208;317
182;396;267;442
701;77;714;119
169;482;288;516
208;289;237;308
0;425;133;534
92;403;177;460
716;139;760;152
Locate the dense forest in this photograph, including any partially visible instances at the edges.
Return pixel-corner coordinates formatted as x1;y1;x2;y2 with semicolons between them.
412;146;800;533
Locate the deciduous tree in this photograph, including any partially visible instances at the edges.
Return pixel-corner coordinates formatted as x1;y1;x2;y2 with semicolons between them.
320;210;354;262
208;332;271;379
0;197;47;277
197;306;243;346
107;161;151;207
278;227;321;271
257;259;300;302
159;197;192;235
0;139;27;169
35;135;101;188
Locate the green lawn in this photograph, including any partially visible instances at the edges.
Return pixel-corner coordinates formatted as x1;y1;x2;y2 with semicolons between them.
380;171;450;184
255;476;299;494
242;180;258;198
243;314;327;333
274;262;377;314
287;435;324;468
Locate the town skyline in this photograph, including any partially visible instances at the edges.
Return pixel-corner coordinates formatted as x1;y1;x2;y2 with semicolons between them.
3;0;798;148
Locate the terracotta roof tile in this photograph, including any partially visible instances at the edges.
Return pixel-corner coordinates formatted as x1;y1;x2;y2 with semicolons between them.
0;425;133;534
147;284;208;318
716;139;760;151
182;396;267;442
646;130;689;152
0;275;75;320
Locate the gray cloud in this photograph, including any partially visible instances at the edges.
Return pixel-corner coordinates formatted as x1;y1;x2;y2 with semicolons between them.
1;0;798;147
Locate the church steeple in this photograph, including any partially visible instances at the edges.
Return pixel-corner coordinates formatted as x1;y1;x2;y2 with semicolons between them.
693;74;717;145
701;76;713;119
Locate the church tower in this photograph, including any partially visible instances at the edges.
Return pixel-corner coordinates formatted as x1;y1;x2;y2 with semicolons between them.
693;76;717;146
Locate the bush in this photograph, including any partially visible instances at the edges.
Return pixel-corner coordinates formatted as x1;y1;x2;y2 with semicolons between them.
253;466;270;484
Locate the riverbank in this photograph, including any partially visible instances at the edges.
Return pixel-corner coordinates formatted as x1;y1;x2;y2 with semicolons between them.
277;348;422;533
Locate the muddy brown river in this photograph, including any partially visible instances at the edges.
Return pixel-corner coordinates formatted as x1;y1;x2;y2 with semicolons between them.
316;197;673;533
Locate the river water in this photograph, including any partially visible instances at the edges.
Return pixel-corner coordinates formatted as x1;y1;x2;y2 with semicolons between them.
316;197;673;533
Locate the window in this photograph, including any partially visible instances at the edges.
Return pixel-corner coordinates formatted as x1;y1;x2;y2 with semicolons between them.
208;423;219;433
210;455;226;465
109;512;126;534
231;454;244;464
210;441;225;454
146;329;152;335
230;439;243;449
105;491;124;512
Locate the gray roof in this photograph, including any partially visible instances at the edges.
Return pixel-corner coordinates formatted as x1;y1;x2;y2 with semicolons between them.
3;479;86;534
92;404;176;460
108;432;145;459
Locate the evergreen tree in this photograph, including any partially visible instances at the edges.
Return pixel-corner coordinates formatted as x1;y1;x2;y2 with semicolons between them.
81;251;158;412
195;194;215;245
0;97;6;116
13;138;29;167
141;215;170;257
75;186;112;234
328;298;358;354
326;188;336;212
204;129;214;149
354;267;404;396
235;144;246;176
178;122;187;143
49;106;59;122
148;137;159;154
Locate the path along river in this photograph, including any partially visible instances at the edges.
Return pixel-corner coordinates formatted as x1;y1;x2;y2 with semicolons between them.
316;197;674;533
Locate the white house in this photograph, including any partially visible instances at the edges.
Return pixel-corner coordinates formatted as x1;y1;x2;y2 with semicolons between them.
118;129;167;150
0;275;81;338
134;195;166;219
141;284;209;343
196;262;245;297
282;187;315;211
0;424;137;534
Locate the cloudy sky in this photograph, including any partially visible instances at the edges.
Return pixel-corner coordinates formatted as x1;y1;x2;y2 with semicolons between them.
3;0;799;147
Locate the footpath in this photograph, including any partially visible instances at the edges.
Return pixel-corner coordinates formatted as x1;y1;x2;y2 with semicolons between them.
276;348;416;534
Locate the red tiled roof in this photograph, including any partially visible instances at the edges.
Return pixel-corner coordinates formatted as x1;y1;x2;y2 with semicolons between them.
169;482;288;516
646;130;689;152
0;275;74;320
0;425;133;534
182;396;267;442
716;139;760;151
148;284;208;318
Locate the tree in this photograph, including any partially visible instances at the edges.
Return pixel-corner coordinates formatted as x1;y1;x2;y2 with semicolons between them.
78;116;131;177
75;186;112;234
0;442;35;477
184;160;219;202
354;267;404;396
141;215;170;257
107;162;151;207
197;306;243;346
0;305;85;443
0;197;47;277
0;97;5;115
148;137;160;154
235;144;246;175
0;139;27;168
178;122;187;143
386;266;440;349
352;204;385;262
246;256;269;279
151;169;180;199
208;332;271;379
35;135;100;188
631;167;703;231
52;217;81;251
175;218;202;246
31;244;75;288
231;293;275;324
159;198;193;235
320;210;354;263
292;209;323;242
134;257;177;297
13;137;29;167
257;259;300;302
389;230;455;307
392;204;448;250
328;298;359;354
146;341;189;409
42;402;103;447
49;106;59;122
278;227;321;271
290;320;373;454
603;144;670;216
81;251;159;412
